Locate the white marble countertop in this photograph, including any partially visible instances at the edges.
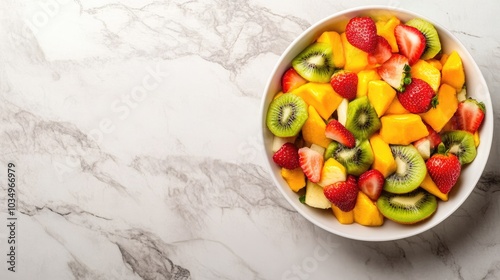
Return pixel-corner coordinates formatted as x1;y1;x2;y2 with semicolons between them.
1;0;499;279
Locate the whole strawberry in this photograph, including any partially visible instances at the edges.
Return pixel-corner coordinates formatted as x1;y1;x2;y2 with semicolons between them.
397;78;436;113
330;71;358;101
273;142;300;169
345;17;378;53
323;175;358;212
426;145;462;194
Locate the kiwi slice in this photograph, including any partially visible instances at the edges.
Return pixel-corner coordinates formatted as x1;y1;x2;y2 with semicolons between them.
345;96;381;141
441;131;477;164
384;145;426;194
377;188;437;224
292;42;335;83
324;140;373;176
266;94;308;137
406;18;442;60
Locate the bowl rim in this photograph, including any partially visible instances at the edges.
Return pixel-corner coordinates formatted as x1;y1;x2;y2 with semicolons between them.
260;5;494;241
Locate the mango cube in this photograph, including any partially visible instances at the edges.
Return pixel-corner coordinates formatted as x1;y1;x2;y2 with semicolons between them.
411;60;441;92
420;83;458;132
292;83;343;120
420;172;448;201
332;204;354;224
375;16;400;53
369;133;397;177
357;70;381;97
341;32;369;73
441;51;465;91
384;96;410;115
379;114;429;145
318;158;346;187
301;106;332;148
281;168;306;192
353;192;384;226
317;31;345;68
367;80;396;117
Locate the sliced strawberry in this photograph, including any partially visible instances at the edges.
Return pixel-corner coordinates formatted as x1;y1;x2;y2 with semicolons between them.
272;142;300;169
377;54;411;91
298;147;324;183
426;146;462;194
397;78;436;113
281;68;307;93
394;24;426;65
323;175;358;212
357;169;384;201
345;17;378;53
368;36;392;65
413;124;442;160
325;119;356;148
456;98;486;133
330;71;358;101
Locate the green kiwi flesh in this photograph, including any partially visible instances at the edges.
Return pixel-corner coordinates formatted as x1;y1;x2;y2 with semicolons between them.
292;42;335;83
266;94;308;137
406;18;442;60
345;96;381;141
384;145;426;194
441;130;477;164
324;140;374;176
377;188;437;224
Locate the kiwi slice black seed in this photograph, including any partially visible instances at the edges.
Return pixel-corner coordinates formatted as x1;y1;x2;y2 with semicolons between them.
324;140;373;176
406;18;442;60
384;145;426;194
441;130;477;164
266;94;308;137
377;188;437;224
292;42;335;83
345;96;381;141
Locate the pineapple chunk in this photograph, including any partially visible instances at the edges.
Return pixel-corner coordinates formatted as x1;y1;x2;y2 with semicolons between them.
411;60;441;92
305;181;331;209
318;158;346;187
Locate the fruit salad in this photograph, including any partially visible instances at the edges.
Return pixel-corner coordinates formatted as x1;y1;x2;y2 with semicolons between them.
266;15;485;226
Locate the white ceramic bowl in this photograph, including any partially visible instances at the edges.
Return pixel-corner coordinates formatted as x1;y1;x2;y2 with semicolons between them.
260;6;493;241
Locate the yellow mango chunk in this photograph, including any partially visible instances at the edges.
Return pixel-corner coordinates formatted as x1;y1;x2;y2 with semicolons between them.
420;172;448;201
341;32;369;73
357;70;381;97
384;96;410;115
302;106;331;148
318;158;346;187
332;204;354;224
440;53;449;66
367;80;396;117
369;133;397;177
379;114;429;145
375;16;400;52
474;131;480;147
353;192;384;226
281;168;306;192
317;31;345;68
291;83;343;120
411;60;441;92
426;59;442;71
442;51;465;91
420;83;458;132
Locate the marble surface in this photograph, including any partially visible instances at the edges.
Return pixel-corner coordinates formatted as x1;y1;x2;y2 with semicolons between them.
0;0;499;279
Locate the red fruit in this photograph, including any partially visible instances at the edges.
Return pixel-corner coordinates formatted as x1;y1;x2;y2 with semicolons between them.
456;98;486;133
345;17;378;53
325;119;356;148
298;147;324;183
426;152;461;194
281;68;308;93
368;36;392;65
272;142;300;169
394;24;426;65
377;54;412;91
413;124;442;159
330;71;358;101
323;175;358;212
357;169;384;201
397;78;436;113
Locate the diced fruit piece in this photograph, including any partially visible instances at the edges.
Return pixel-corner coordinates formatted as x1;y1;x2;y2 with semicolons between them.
457;87;467;102
375;16;400;52
441;51;465;91
273;142;300;169
345;17;378;53
384;145;426;194
440;53;449;66
272;135;297;152
410;60;441;92
281;168;306;192
369;133;397;178
318;158;347;187
397;78;436;114
353;191;384;226
310;144;326;155
331;204;354;224
384;96;410;115
301;106;332;148
330;70;358;100
291;82;343;120
379;114;429;145
357;69;381;97
426;146;461;194
298;146;324;183
377;54;411;92
474;131;480;147
441;131;477;164
345;96;381;141
324;175;358;212
394;24;426;65
420;83;458;132
420;172;448;201
325;119;356;148
337;98;349;126
426;59;442;71
281;68;308;93
368;36;392;65
266;94;308;137
405;18;442;60
376;189;437;224
292;42;335;83
273;92;284;100
341;32;369;73
456;98;486;133
412;124;442;160
325;140;374;176
305;181;331;209
316;31;345;68
367;80;396;117
358;169;385;200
